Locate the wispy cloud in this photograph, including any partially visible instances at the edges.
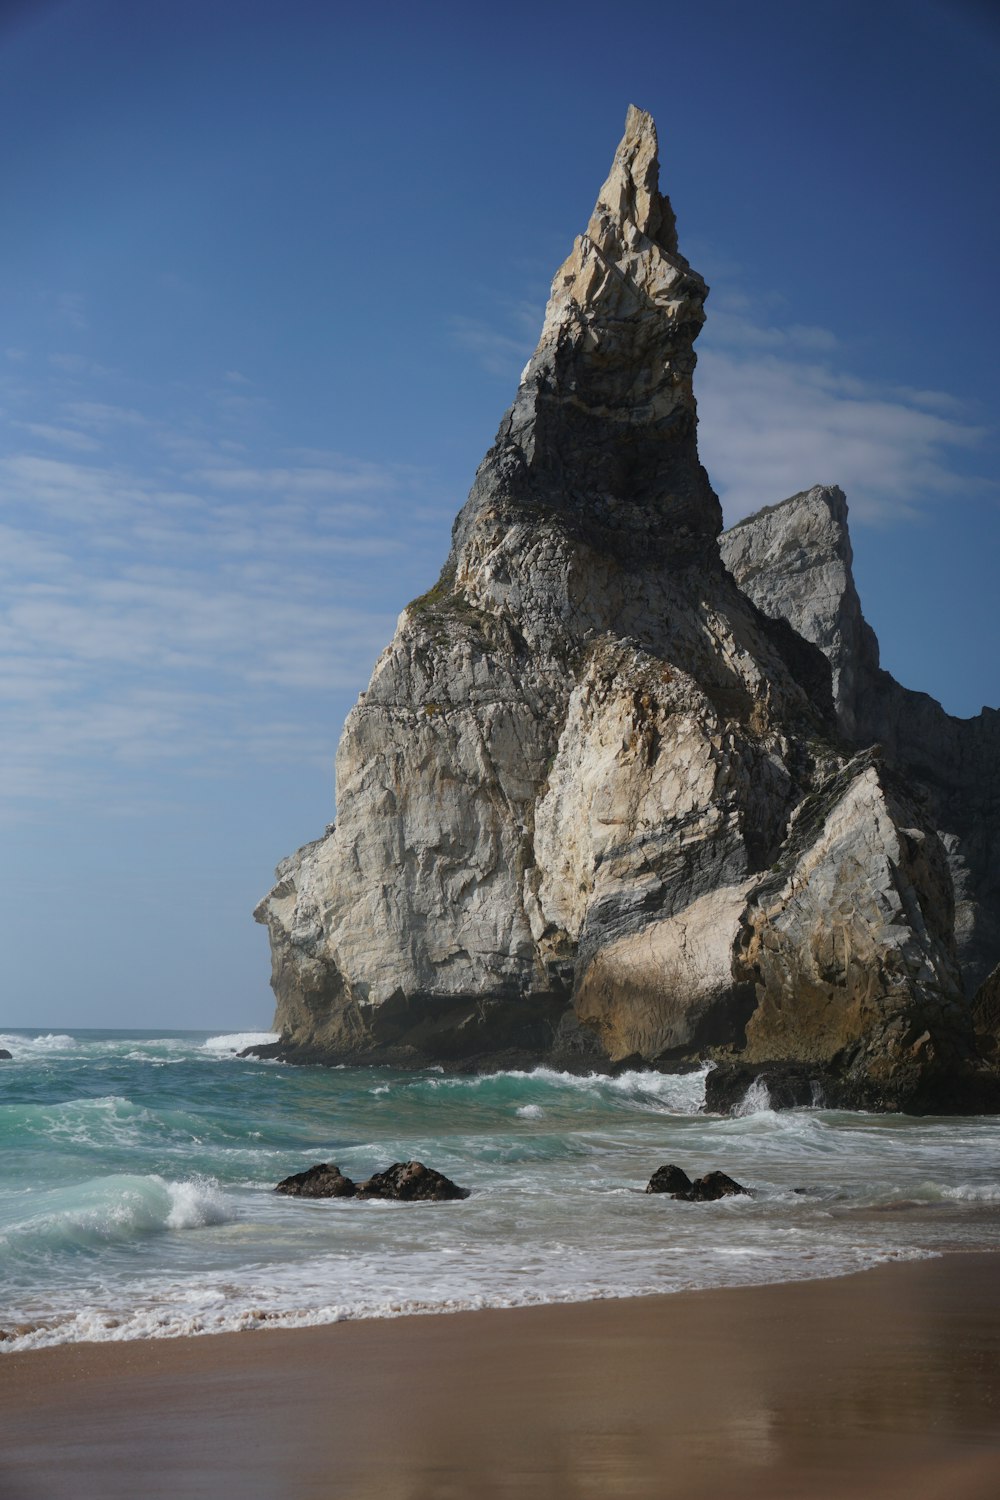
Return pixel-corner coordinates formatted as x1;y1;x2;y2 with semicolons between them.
15;421;101;452
0;366;450;821
450;317;534;379
62;400;151;430
53;292;89;332
705;307;839;354
696;291;990;524
192;461;394;496
48;352;113;377
449;297;543;378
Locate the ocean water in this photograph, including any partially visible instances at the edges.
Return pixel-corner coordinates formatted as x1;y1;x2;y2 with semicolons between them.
2;1027;1000;1352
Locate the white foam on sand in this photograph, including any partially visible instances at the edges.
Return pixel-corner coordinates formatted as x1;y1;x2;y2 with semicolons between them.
0;1243;938;1353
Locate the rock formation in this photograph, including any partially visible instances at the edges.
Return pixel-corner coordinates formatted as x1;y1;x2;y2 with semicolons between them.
255;107;998;1113
721;485;1000;998
354;1162;470;1202
645;1165;749;1200
275;1163;358;1198
274;1161;470;1202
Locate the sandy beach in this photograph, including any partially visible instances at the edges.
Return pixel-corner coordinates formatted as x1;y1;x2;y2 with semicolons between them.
2;1252;999;1500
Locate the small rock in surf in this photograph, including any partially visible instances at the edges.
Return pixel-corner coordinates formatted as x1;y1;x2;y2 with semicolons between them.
275;1163;357;1198
356;1161;470;1201
274;1159;470;1201
646;1164;749;1201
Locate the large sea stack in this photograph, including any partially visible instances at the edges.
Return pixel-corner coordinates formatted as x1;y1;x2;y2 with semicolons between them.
255;107;1000;1112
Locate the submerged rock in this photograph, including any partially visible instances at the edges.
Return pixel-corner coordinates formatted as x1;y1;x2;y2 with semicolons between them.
355;1162;470;1202
254;107;998;1114
274;1163;357;1198
646;1165;749;1200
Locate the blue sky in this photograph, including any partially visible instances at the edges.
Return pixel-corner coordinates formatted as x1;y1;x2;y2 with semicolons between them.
1;0;997;1028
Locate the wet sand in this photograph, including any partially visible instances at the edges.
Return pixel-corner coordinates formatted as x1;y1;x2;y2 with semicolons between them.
2;1252;999;1500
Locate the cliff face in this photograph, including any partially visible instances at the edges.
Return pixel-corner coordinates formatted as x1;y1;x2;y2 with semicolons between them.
255;108;996;1111
719;487;877;742
721;485;1000;997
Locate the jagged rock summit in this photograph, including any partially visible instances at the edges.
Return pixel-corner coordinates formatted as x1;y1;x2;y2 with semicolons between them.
255;109;998;1112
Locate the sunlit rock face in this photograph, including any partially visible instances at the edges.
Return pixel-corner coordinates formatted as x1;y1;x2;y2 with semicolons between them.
720;486;875;742
255;108;996;1112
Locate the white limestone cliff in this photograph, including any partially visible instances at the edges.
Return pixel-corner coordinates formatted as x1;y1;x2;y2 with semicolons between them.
254;109;996;1112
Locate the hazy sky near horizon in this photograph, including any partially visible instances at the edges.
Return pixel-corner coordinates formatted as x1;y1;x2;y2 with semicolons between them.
1;0;997;1029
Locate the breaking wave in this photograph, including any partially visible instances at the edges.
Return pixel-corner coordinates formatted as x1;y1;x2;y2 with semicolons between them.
202;1032;279;1055
0;1174;232;1261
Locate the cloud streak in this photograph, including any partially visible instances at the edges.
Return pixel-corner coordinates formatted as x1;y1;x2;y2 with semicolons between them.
696;332;988;524
0;373;449;821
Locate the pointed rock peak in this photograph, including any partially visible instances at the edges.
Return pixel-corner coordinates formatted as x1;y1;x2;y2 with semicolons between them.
529;103;706;369
723;484;850;538
534;104;701;350
592;104;678;255
449;104;721;569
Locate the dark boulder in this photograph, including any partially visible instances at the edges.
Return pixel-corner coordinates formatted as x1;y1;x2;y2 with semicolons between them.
275;1159;470;1201
275;1163;357;1198
355;1161;470;1202
646;1163;749;1201
0;1048;12;1060
687;1171;749;1201
704;1057;1000;1116
646;1164;694;1196
705;1062;839;1114
238;1041;284;1061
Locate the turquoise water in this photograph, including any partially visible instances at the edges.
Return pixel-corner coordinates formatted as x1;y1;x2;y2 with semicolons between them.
3;1027;1000;1349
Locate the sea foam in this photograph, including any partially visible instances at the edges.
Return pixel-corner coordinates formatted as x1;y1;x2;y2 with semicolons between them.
0;1175;232;1260
202;1031;279;1055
